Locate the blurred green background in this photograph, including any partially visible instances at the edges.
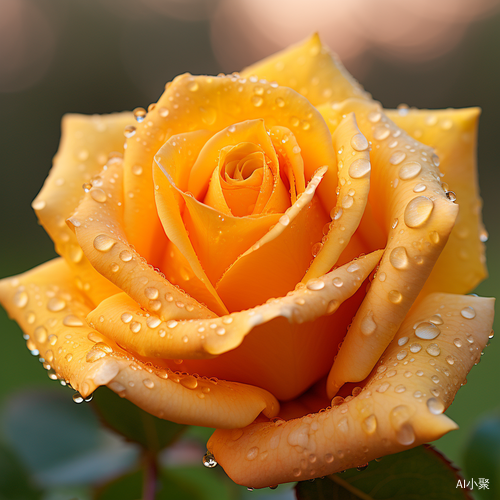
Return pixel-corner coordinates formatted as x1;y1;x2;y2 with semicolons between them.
1;0;500;498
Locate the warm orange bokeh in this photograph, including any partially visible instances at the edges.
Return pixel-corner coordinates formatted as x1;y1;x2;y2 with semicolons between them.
0;34;494;488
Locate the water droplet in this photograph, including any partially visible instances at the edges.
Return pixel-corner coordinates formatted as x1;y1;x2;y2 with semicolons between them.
246;447;259;460
130;322;141;333
332;277;343;287
360;311;376;335
426;343;441;357
180;376;198;389
480;228;489;242
132;165;143;176
399;162;421;180
144;287;159;300
331;207;343;220
143;379;154;389
397;350;407;361
311;242;323;257
404;197;434;228
187;80;199;92
390;246;409;270
341;195;354;208
388;290;403;304
133;107;146;122
415;322;441;340
73;393;84;404
203;452;218;468
279;214;290;226
32;199;46;210
251;96;263;107
461;306;476;319
410;343;422;353
124;125;136;138
90;188;107;203
426;397;444;415
34;326;48;343
146;317;161;329
292;145;301;154
48;334;58;345
119;250;133;262
93;234;116;252
454;338;462;348
373;125;390;140
432;153;441;166
368;111;382;123
395;384;406;393
13;291;28;308
413;183;427;193
63;315;84;327
377;382;390;393
349;158;371;178
398;337;408;346
357;414;377;437
47;297;66;312
121;312;133;324
307;279;325;291
275;97;285;107
389;151;406;165
446;191;457;202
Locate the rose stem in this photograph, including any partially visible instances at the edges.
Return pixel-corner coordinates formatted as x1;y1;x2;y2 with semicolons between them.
143;452;159;500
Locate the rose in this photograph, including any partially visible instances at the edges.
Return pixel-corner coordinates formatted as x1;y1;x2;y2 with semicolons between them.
0;34;494;488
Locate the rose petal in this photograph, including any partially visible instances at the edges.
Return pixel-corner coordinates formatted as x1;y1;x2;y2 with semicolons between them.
0;258;122;396
303;113;371;281
0;259;278;429
387;107;487;294
241;33;368;107
319;100;458;397
154;121;289;286
123;74;337;258
32;113;133;304
182;250;382;401
69;156;221;321
87;251;382;366
215;167;329;311
208;292;494;488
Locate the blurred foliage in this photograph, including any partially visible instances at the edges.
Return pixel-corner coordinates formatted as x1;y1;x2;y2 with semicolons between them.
295;446;472;500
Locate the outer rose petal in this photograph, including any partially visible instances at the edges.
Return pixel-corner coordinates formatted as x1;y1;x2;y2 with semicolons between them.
319;100;459;397
0;261;280;429
241;33;369;107
208;293;494;488
33;113;134;304
87;251;382;363
0;258;126;396
123;74;337;259
387;107;487;294
69;156;218;322
303;113;371;282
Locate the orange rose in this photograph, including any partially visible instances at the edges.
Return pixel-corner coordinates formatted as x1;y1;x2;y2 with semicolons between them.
0;35;494;488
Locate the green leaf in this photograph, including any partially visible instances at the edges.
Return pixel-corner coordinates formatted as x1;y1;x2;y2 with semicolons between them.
91;386;188;452
295;445;472;500
464;411;500;500
1;388;138;487
0;443;42;500
96;465;234;500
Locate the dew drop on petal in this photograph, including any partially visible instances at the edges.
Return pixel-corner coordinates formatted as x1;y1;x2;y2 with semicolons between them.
404;197;434;228
349;158;371;179
93;234;116;252
461;306;476;319
415;322;441;340
426;397;445;415
426;343;441;357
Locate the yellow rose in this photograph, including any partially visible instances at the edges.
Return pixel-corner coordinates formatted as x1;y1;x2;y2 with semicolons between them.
0;34;494;488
